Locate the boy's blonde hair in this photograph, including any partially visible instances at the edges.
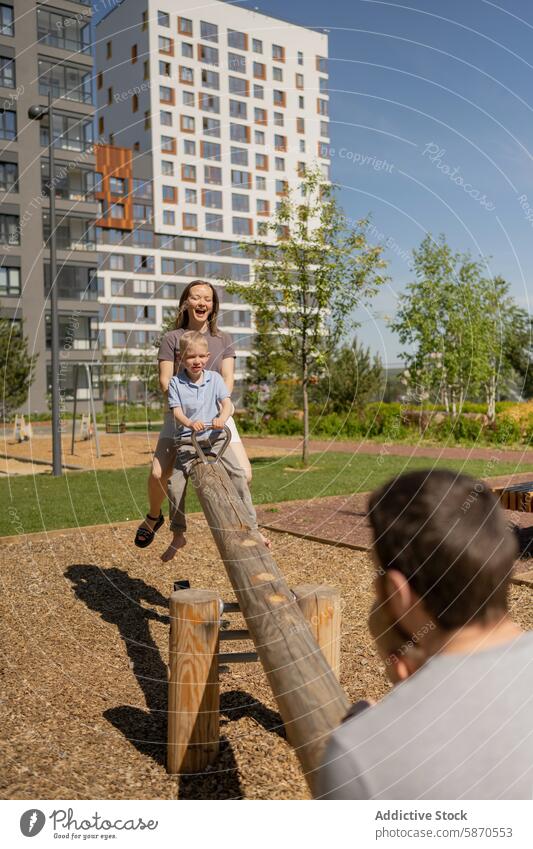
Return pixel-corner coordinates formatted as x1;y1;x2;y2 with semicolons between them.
179;330;209;357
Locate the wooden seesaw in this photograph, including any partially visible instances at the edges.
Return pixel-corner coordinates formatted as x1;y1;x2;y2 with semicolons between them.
166;427;350;795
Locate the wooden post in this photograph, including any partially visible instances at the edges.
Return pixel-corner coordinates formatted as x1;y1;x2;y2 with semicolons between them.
167;589;220;774
292;585;341;679
188;460;350;794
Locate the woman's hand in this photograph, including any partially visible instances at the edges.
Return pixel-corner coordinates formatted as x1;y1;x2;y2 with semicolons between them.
212;417;227;430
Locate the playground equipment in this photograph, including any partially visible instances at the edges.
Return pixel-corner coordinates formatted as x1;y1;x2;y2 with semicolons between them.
70;363;101;458
166;428;350;794
492;480;533;513
12;415;33;442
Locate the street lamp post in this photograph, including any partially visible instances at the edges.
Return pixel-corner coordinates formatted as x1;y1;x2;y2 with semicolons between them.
28;93;62;477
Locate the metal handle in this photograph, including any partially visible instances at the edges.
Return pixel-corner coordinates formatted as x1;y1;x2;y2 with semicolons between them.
191;425;232;465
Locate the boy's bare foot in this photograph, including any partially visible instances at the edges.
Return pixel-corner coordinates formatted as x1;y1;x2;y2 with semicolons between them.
161;532;187;562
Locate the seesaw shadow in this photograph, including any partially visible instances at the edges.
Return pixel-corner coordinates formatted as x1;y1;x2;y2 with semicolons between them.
65;565;284;798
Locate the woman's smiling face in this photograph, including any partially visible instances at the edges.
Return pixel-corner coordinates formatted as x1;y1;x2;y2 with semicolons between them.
187;284;213;324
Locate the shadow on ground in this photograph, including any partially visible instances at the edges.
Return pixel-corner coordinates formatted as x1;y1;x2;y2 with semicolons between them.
65;565;285;799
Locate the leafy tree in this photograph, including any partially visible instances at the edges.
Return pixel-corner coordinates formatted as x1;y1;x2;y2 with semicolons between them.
228;168;388;463
0;309;37;420
243;307;295;424
313;337;384;412
501;302;533;400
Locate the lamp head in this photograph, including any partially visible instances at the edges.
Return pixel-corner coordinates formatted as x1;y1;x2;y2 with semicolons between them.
28;105;47;121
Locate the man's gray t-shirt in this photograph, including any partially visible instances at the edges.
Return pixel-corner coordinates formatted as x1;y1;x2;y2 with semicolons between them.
318;632;533;800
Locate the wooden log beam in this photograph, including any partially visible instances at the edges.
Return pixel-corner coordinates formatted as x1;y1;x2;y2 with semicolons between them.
167;589;220;774
189;459;350;793
293;584;342;679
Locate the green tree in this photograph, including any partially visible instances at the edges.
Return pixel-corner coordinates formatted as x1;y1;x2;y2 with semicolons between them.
228;168;388;463
0;309;37;420
501;301;533;400
314;337;384;412
243;307;295;424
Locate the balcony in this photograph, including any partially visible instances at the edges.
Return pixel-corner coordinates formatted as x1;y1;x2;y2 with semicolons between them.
38;60;93;105
45;314;100;351
40;112;93;154
44;264;98;301
43;213;96;252
41;159;96;203
37;9;91;54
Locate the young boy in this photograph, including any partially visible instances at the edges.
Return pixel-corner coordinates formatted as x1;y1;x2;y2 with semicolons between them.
165;330;266;557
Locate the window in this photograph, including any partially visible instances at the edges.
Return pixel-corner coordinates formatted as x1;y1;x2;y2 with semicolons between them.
38;59;92;104
110;278;125;296
254;107;267;125
201;141;221;160
275;157;285;171
0;55;14;87
297;161;306;176
231;170;251;188
185;188;197;203
162;160;174;176
229;77;248;97
131;44;138;63
316;56;327;73
0;4;14;37
112;331;127;348
162;283;177;298
254;129;265;144
320;121;329;137
275;179;288;194
109;176;126;195
160;109;172;125
318;141;330;158
253;61;266;79
274;112;284;126
319;77;328;93
183;138;196;155
273;90;286;107
0;265;19;295
299;95;305;108
160;135;175;153
161;257;176;274
297;116;305;133
159;85;174;103
274;134;286;151
273;67;283;82
253;84;264;99
158;10;169;26
181;163;196;181
132;94;139;112
163;210;175;225
228;29;247;50
232;194;249;212
136;305;156;323
255;153;268;170
200;20;218;42
182;42;193;57
162;185;176;202
0;160;17;192
318;98;328;116
202;189;222;208
300;139;306;152
180;66;194;84
109;254;125;270
229;52;246;74
133;178;152;199
272;44;285;61
107;86;113;105
182;89;195;106
205;213;223;232
183;212;197;230
230;99;247;119
198;44;219;64
255;175;266;190
133;255;155;273
296;73;304;89
106;40;112;58
97;71;103;89
198;92;220;112
133;203;150;221
256;198;269;216
133;279;155;295
178;17;192;36
203;117;220;137
231;147;248;166
111;305;126;322
42;112;92;152
144;110;151;129
298;51;304;65
232;217;251;236
230;124;249;143
180;114;195;132
159;35;172;53
252;38;262;53
144;60;149;79
0;213;20;245
204;165;222;184
159;60;171;76
201;69;219;89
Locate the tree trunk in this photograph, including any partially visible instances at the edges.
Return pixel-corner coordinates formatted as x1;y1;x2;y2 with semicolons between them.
486;374;496;424
302;367;309;466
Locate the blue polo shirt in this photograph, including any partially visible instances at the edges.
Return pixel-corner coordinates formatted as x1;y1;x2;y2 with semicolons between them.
167;369;230;436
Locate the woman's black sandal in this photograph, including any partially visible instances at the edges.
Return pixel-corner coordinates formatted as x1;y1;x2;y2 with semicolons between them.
134;513;164;548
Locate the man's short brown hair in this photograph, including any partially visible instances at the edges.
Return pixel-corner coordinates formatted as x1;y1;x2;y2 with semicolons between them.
368;469;518;630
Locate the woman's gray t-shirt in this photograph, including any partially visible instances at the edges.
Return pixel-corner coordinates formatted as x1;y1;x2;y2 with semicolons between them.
158;328;235;375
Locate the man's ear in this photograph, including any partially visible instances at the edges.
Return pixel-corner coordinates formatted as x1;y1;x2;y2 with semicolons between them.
383;569;414;624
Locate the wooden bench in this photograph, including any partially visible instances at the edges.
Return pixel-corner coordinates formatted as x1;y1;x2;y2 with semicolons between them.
105;420;126;434
491;481;533;512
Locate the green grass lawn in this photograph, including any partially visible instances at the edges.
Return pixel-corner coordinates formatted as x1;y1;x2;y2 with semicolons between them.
2;452;531;538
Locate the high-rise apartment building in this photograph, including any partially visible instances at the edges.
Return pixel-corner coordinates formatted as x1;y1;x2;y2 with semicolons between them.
96;0;329;398
0;0;98;410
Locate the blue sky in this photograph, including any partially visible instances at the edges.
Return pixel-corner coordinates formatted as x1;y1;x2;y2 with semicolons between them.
95;0;533;366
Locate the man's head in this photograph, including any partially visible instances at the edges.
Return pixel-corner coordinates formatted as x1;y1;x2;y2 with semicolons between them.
368;469;517;637
179;330;209;378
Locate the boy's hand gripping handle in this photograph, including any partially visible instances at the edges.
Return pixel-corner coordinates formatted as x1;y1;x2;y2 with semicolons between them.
191;425;232;465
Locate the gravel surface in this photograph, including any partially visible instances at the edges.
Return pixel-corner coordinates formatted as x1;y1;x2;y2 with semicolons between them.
1;520;532;800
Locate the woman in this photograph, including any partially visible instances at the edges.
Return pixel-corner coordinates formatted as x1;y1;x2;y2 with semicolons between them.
134;280;252;561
